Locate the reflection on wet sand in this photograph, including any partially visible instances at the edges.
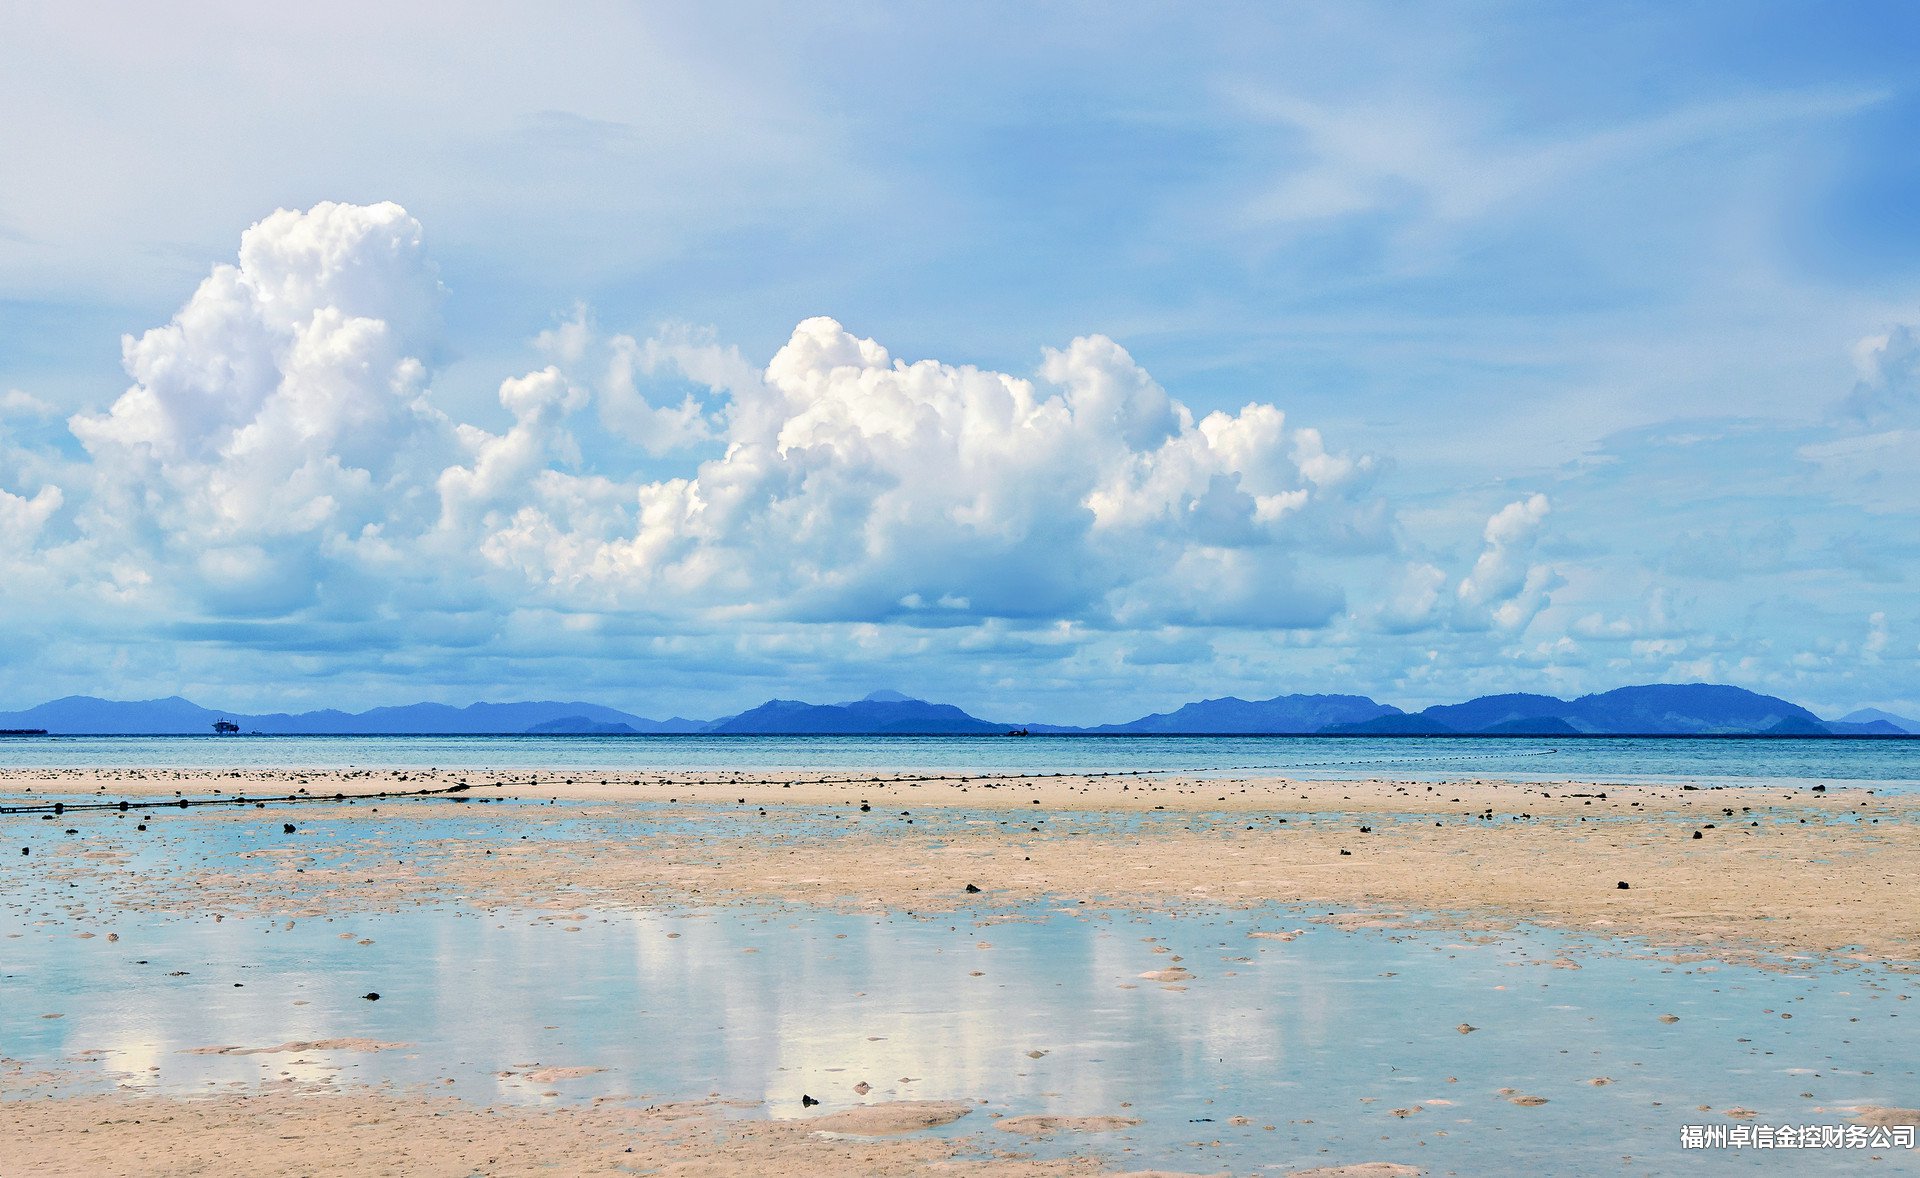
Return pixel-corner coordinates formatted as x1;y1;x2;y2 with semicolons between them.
4;774;1918;1174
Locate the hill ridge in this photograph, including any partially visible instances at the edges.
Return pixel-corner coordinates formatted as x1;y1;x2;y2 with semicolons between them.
0;683;1906;737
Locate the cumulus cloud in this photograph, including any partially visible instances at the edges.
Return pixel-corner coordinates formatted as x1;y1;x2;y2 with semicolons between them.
65;200;455;615
598;331;723;455
480;316;1385;629
1371;494;1558;636
0;483;61;547
59;197;1919;716
536;307;724;455
33;198;1779;715
1455;493;1556;631
11;200;1405;662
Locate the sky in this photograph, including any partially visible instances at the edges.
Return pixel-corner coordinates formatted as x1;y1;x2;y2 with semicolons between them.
2;1;1918;724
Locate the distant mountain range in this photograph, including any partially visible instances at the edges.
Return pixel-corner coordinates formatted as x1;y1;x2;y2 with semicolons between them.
706;697;1004;735
1325;684;1907;736
1068;693;1397;735
0;685;1914;737
0;696;704;736
1838;707;1920;733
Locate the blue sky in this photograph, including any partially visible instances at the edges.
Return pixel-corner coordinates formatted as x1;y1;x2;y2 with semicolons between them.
1;1;1917;723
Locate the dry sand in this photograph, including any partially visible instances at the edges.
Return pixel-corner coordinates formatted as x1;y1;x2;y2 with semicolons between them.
3;1067;1401;1178
803;1099;974;1134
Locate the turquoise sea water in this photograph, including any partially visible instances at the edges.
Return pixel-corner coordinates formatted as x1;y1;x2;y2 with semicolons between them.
0;733;1915;789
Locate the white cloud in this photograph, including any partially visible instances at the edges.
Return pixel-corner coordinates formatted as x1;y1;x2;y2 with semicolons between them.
64;201;455;615
485;315;1383;629
1864;610;1889;658
12;203;1393;662
1632;637;1688;659
1456;493;1555;632
1378;562;1447;633
1371;494;1559;637
436;366;586;538
24;197;1905;717
599;332;721;455
1;389;56;419
535;303;595;367
0;483;61;547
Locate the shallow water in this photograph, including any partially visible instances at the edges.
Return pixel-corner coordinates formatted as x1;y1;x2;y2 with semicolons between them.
6;892;1916;1173
2;732;1917;790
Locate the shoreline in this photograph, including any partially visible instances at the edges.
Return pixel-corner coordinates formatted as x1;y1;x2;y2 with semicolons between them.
9;765;1919;1175
7;767;1915;963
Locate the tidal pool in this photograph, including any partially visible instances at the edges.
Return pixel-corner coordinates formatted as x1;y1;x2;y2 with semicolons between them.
5;892;1916;1175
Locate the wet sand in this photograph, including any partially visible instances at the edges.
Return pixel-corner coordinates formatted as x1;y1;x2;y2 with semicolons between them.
5;765;1917;1174
0;1086;1105;1177
7;767;1915;962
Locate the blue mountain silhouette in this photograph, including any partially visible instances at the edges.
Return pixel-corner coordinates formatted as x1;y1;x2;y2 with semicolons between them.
0;683;1902;736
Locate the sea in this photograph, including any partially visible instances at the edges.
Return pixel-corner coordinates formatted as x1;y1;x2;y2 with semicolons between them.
0;733;1915;791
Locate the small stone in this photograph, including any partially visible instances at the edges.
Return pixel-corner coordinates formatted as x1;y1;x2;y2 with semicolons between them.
363;992;381;1001
965;883;982;894
1616;881;1630;889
